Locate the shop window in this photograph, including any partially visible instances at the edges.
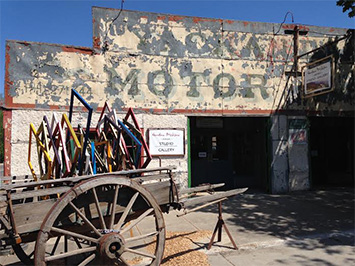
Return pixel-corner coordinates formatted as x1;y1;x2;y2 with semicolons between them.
212;135;228;160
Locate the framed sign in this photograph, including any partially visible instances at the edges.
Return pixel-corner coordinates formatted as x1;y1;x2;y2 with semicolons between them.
148;129;185;156
302;55;334;97
289;129;307;145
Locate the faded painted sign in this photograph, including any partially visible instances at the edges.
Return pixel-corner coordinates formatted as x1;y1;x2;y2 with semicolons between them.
5;8;353;114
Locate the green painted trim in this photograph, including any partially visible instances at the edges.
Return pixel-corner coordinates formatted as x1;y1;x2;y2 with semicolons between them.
187;117;191;188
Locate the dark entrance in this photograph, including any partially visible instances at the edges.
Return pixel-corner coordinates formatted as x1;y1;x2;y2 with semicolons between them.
309;117;354;187
190;117;269;190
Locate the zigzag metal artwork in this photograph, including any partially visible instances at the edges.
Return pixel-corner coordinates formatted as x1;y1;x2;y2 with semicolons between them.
28;89;152;180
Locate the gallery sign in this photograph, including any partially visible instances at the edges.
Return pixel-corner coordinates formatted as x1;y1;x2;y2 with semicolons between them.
303;56;334;97
148;129;185;156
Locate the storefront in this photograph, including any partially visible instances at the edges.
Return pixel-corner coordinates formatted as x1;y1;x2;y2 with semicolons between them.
3;7;354;193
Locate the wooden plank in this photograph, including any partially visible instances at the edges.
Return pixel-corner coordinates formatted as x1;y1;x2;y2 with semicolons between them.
143;180;173;205
180;188;248;208
132;173;171;183
12;187;70;201
179;183;225;196
0;187;70;202
13;199;57;234
0;166;175;191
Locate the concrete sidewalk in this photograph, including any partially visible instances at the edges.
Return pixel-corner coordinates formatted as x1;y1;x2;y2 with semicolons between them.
0;187;353;265
163;187;354;265
166;187;354;247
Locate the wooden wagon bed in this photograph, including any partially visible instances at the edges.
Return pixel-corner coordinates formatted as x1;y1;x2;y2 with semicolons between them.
0;167;246;266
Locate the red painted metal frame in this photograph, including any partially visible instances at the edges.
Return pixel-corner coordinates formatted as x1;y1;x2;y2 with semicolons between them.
124;108;152;168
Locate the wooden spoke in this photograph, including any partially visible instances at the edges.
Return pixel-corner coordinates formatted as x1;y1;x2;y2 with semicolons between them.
51;227;99;244
120;208;153;234
45;246;96;262
78;253;96;266
74;237;83;249
64;235;68;256
92;187;106;230
125;231;159;243
68;201;102;237
109;184;120;229
115;192;139;230
50;236;61;256
124;248;156;259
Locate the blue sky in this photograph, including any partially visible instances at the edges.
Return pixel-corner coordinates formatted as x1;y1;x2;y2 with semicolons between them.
1;0;354;96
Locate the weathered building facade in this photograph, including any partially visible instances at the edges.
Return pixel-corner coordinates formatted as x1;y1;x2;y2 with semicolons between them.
4;7;354;192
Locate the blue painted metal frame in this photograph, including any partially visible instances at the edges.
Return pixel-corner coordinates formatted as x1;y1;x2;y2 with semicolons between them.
69;89;93;175
91;141;96;174
116;119;142;169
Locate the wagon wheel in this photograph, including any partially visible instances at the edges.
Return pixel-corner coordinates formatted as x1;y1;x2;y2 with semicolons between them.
34;176;165;266
12;243;34;265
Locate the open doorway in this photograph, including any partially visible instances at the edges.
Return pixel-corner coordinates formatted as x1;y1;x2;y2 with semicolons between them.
190;117;269;191
309;117;354;187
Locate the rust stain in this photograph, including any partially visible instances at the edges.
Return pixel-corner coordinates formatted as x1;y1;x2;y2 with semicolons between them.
282;24;309;32
3;110;12;176
243;21;249;27
225;20;234;24
168;15;184;22
93;36;101;50
169;109;273;115
193;17;222;23
17;41;30;46
61;46;93;55
4;44;14;108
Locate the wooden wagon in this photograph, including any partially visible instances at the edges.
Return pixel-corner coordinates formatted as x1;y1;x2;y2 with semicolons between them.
0;167;246;266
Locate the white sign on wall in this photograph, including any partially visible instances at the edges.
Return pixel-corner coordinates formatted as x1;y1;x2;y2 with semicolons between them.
148;129;185;156
303;56;334;97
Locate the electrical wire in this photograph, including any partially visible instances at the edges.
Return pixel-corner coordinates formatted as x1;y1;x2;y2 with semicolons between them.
274;11;295;35
102;0;125;53
266;11;294;70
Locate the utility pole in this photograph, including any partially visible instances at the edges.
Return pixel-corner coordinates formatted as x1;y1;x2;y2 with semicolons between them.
285;25;308;77
285;25;308;102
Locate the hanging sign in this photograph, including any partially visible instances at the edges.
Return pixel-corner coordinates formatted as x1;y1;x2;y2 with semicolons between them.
148;129;185;156
303;55;334;97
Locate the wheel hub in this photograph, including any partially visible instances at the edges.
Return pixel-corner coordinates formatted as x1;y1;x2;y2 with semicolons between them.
99;233;126;260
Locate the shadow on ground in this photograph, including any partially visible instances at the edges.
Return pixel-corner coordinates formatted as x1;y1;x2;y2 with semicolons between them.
200;187;354;251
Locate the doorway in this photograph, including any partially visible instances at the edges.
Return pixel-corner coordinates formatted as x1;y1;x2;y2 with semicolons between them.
190;117;269;191
309;117;354;187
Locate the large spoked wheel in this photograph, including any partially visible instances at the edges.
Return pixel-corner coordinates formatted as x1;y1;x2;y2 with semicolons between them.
34;176;165;266
12;243;34;265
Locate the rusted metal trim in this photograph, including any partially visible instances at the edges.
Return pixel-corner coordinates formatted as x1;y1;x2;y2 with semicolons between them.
3;110;12;177
4;43;14;110
61;46;93;55
6;191;21;243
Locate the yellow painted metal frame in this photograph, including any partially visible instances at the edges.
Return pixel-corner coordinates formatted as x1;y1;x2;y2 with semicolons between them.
28;123;53;181
61;114;82;172
95;140;113;172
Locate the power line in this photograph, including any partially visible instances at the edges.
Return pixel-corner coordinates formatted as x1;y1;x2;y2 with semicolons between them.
102;0;125;53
